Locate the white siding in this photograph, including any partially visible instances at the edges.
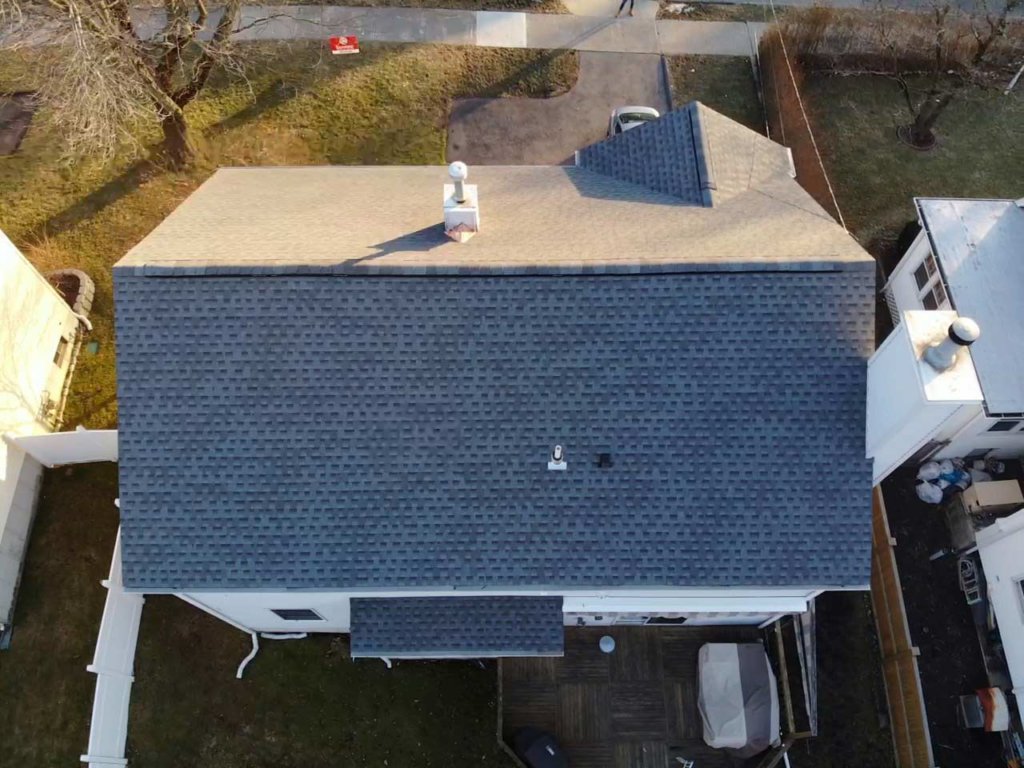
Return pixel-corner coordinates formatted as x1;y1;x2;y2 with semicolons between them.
866;317;982;483
0;230;80;438
0;231;79;628
977;510;1024;724
0;449;42;625
177;589;817;634
935;410;1024;461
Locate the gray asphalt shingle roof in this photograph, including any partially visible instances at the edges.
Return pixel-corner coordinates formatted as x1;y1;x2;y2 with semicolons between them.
113;105;875;593
115;269;874;591
349;597;565;658
577;103;712;205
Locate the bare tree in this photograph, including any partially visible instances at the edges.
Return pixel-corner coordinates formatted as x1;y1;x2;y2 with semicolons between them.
883;0;1022;147
0;0;250;166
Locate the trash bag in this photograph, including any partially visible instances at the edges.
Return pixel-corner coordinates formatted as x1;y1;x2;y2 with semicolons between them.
937;459;956;476
917;461;942;481
970;469;993;483
916;481;944;504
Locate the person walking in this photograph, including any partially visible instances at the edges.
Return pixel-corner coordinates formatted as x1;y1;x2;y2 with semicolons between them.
615;0;634;15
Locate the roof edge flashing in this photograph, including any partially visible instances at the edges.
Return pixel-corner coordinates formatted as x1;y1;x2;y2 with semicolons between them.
688;102;717;208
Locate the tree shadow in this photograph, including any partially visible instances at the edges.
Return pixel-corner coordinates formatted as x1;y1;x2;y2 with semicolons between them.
31;66;326;241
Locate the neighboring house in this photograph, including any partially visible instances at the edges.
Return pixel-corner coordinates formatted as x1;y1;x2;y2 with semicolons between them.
0;231;83;640
112;104;876;659
868;197;1024;484
976;508;1024;724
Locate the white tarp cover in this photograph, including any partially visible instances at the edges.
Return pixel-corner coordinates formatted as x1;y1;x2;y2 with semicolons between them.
698;642;781;757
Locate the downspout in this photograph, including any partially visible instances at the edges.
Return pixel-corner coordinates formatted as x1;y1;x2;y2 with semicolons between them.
236;633;259;679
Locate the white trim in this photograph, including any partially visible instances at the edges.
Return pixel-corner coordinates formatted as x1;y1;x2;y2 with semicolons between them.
153;586;830;597
175;592;253;633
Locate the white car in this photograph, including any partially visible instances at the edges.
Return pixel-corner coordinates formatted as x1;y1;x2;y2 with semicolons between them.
608;106;660;137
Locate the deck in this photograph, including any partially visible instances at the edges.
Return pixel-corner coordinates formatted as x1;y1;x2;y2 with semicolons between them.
500;626;764;768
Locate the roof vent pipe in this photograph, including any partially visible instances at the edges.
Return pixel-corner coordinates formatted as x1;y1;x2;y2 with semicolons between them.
924;317;981;372
450;161;467;203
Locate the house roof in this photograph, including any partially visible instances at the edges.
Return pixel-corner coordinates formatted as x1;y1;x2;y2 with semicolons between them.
917;198;1024;414
113;105;876;593
349;597;565;658
117;111;862;278
577;102;797;208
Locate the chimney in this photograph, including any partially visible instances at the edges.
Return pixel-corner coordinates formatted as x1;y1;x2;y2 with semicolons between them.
924;317;981;372
444;161;480;243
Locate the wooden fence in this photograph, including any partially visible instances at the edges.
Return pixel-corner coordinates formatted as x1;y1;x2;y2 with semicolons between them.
870;487;935;768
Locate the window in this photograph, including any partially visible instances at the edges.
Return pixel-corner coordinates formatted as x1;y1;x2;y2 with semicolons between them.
913;252;949;310
989;420;1021;432
270;608;324;621
53;336;69;366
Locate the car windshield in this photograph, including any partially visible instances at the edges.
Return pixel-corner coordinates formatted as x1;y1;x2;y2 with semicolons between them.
619;112;656;124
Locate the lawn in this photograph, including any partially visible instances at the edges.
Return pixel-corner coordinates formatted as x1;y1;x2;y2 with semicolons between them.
0;42;578;430
0;463;120;766
805;73;1024;259
0;41;575;767
668;54;764;132
132;601;513;767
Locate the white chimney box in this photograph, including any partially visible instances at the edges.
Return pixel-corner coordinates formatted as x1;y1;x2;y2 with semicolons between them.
444;162;480;243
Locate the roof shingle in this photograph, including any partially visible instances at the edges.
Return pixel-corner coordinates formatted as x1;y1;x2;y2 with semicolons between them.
349;597;565;658
115;270;874;591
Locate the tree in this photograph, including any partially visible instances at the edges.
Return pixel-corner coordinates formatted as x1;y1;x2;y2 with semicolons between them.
883;0;1022;148
0;0;252;166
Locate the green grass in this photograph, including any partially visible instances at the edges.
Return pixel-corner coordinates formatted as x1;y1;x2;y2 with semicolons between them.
0;42;578;430
0;41;575;767
0;464;120;766
131;601;512;767
805;73;1024;255
668;55;764;132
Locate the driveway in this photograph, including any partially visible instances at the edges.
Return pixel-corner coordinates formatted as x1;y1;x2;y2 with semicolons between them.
446;51;670;165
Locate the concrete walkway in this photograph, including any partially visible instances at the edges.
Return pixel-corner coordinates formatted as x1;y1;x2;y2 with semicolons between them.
448;51;669;164
131;5;766;56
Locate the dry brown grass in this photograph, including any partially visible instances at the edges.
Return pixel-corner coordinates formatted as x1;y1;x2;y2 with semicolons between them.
776;5;1024;75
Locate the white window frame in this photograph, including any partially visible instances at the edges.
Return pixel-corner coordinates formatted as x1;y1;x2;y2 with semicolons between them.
912;252;950;310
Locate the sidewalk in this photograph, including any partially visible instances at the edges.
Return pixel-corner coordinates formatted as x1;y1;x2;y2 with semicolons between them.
131;5;766;56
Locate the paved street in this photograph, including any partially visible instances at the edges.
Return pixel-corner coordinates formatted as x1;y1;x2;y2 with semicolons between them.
128;5;765;56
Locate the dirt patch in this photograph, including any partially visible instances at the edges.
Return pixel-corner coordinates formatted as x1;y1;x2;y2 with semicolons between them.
659;1;779;21
881;470;1007;767
758;33;842;222
0;92;35;155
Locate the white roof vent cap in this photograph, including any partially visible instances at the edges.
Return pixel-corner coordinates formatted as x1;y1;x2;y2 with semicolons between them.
924;317;981;372
449;161;468;202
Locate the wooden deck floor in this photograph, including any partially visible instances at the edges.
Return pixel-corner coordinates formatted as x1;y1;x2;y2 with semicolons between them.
500;626;763;768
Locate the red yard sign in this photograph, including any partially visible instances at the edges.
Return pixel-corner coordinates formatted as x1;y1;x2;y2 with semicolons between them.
329;35;360;55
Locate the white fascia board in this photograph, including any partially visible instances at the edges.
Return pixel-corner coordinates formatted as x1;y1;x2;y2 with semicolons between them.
143;586;825;598
562;595;810;614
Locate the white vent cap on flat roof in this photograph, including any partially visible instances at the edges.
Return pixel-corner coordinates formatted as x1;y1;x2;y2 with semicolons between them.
924;317;981;372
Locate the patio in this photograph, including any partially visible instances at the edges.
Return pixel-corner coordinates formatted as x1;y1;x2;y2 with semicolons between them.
499;625;766;768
